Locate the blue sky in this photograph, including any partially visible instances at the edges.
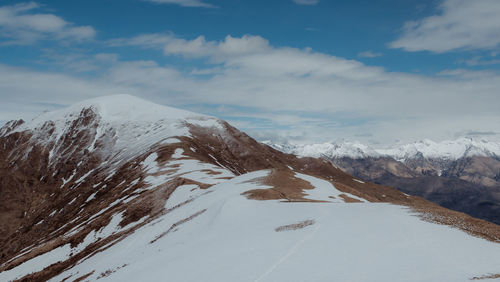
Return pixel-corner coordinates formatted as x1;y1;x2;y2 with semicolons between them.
1;0;500;144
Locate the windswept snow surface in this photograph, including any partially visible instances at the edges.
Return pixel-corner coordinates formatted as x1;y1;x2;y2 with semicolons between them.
34;170;500;282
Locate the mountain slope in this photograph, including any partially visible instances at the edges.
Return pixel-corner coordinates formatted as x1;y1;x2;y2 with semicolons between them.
1;95;500;282
267;140;500;225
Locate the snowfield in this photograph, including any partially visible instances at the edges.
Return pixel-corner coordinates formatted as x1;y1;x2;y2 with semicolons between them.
6;170;491;282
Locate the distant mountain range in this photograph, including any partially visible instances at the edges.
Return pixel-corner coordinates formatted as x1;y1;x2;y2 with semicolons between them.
266;139;500;225
266;138;500;161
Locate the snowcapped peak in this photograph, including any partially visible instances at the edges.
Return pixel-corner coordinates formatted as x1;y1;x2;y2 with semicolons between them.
267;137;500;161
265;140;381;159
379;137;500;160
28;94;210;126
10;94;224;139
5;95;225;165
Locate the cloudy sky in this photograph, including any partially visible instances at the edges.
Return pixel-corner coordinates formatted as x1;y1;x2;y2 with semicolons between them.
1;0;499;145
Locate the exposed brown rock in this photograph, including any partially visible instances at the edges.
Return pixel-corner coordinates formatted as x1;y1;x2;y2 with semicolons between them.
471;273;500;280
275;220;315;232
74;271;95;282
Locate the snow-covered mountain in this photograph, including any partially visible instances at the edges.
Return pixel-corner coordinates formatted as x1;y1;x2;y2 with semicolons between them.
381;138;500;161
7;95;223;168
265;141;382;159
1;95;500;282
266;138;500;161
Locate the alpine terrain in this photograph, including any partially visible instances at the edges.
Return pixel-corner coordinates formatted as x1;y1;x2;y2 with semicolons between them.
1;95;500;282
266;140;500;226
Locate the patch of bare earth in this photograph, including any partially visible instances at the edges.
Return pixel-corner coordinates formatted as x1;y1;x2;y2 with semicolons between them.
73;271;95;282
275;220;315;232
150;209;207;244
96;264;128;280
471;273;500;280
180;178;213;189
242;169;323;202
200;169;222;175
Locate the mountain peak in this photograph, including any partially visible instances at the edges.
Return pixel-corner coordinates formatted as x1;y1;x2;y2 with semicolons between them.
3;95;224;165
28;94;209;126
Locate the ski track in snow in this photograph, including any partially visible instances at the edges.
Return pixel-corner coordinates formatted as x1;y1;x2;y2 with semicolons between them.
254;223;322;282
254;205;326;282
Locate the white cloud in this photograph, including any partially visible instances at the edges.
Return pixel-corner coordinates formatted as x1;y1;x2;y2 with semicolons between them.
462;56;500;66
163;35;270;59
111;33;271;60
38;50;119;72
390;0;500;53
0;2;95;45
107;33;175;49
4;34;500;144
293;0;319;5
0;64;129;108
358;51;382;58
143;0;214;8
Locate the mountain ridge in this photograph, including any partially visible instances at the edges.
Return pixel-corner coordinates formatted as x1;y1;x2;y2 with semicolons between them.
264;137;500;161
